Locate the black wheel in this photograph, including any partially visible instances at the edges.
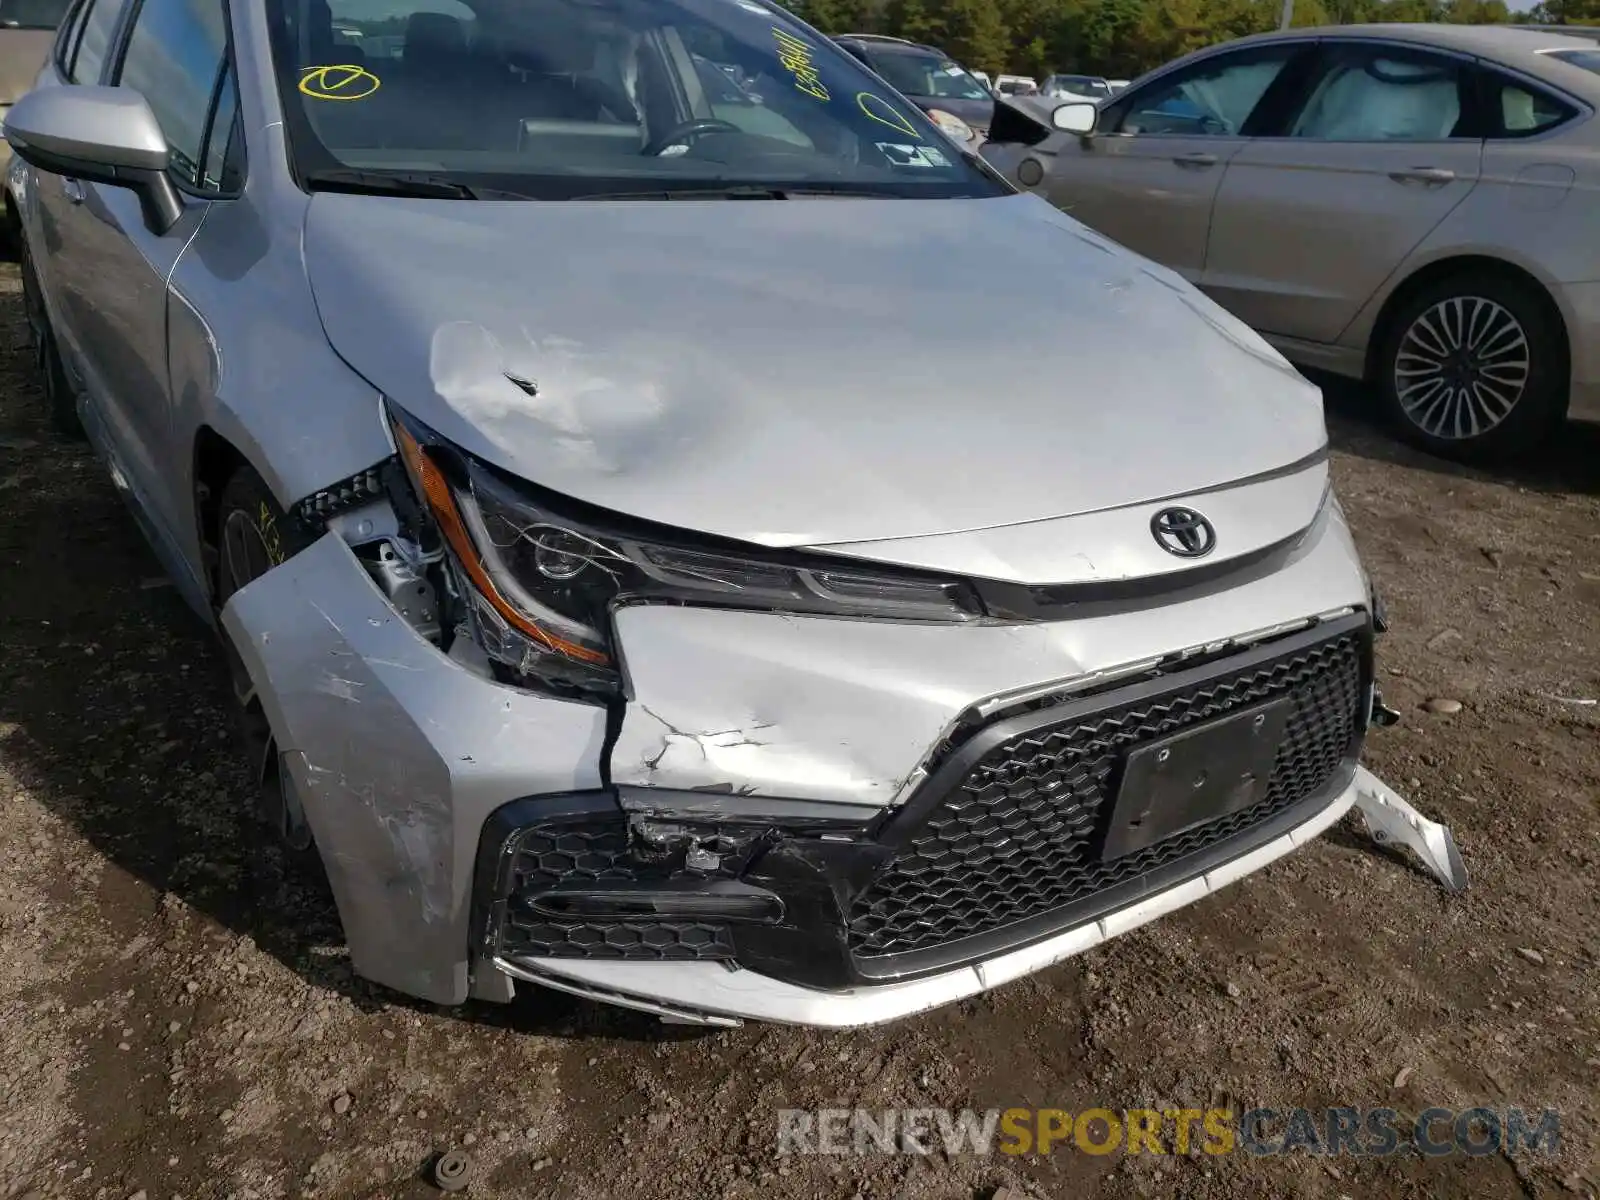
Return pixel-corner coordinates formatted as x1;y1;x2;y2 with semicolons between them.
1376;271;1567;463
215;465;318;857
19;234;85;440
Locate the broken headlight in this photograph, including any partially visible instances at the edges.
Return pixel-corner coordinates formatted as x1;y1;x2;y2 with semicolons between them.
387;406;984;693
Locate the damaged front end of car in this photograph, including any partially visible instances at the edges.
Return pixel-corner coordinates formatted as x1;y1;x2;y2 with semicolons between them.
221;403;1466;1028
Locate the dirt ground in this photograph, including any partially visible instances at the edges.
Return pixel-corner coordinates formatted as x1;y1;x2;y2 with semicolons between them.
0;260;1596;1200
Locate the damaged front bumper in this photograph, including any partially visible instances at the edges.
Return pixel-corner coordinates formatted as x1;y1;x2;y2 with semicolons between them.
483;765;1389;1028
223;508;1464;1025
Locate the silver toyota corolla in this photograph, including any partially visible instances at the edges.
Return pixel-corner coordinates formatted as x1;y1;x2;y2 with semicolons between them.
3;0;1461;1028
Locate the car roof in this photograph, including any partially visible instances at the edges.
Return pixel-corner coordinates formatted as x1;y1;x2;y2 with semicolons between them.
834;33;946;56
1193;23;1600;99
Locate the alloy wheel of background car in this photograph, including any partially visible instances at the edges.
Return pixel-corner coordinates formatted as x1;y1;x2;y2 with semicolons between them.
1395;297;1529;439
19;238;85;441
1378;272;1566;464
215;466;317;857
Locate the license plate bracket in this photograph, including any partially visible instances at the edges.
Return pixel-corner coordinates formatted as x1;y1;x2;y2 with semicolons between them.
1101;696;1294;862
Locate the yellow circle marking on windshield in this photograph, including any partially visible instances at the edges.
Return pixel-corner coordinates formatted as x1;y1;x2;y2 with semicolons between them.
299;64;381;101
857;92;921;139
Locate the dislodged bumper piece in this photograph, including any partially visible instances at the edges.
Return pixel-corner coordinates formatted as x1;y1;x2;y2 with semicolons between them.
1353;772;1469;892
221;532;609;1005
495;765;1428;1028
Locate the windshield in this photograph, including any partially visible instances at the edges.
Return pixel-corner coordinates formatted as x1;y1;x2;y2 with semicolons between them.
1543;47;1600;75
856;46;991;102
0;0;69;28
267;0;1002;199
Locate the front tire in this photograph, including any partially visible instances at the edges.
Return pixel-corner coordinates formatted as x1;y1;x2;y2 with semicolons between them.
1376;272;1567;464
19;234;84;441
215;465;317;858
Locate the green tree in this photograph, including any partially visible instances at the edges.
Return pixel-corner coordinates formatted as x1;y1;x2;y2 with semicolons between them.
790;0;1525;78
938;0;1015;70
1526;0;1600;21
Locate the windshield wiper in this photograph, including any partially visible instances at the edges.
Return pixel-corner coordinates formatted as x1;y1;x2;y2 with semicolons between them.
570;184;895;201
302;169;486;200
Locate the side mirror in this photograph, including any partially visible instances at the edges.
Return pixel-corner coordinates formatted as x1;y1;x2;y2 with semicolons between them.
1052;100;1098;136
3;85;183;235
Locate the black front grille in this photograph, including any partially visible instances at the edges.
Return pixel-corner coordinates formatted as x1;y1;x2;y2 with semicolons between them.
847;625;1367;960
498;822;735;962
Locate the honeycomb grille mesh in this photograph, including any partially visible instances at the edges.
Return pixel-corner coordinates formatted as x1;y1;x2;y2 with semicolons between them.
846;630;1365;959
499;824;735;961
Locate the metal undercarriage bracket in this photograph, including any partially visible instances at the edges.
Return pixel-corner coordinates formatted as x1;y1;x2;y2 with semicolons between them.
1352;769;1469;893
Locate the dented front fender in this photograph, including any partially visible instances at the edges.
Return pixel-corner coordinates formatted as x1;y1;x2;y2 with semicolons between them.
220;533;608;1004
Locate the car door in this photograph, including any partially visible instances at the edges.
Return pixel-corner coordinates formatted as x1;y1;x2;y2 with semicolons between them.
44;0;233;551
31;0;122;298
1038;41;1313;282
1204;41;1485;343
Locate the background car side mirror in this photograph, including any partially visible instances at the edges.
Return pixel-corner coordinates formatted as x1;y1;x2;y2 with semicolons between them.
1052;101;1098;137
3;86;183;235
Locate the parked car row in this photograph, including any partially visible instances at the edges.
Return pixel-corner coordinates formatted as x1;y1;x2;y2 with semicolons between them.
984;23;1600;462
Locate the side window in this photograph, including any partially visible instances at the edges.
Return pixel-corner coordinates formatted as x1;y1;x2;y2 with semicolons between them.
67;0;126;82
1484;74;1576;138
1106;47;1298;137
1290;47;1471;141
113;0;228;187
199;62;244;192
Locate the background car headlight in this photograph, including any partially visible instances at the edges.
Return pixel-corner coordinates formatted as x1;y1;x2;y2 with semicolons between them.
926;109;976;143
388;406;984;693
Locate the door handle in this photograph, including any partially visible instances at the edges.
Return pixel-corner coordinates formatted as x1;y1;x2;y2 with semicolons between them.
1389;167;1455;186
1173;152;1219;168
61;177;84;204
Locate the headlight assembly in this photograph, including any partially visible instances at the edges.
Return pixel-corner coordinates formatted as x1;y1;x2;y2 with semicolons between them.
926;108;976;143
386;405;984;694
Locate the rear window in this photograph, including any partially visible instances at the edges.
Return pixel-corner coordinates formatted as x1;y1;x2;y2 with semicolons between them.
1484;73;1576;137
1;0;71;28
1542;47;1600;75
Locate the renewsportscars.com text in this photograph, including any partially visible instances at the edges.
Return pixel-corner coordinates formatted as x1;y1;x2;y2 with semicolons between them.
776;1106;1561;1159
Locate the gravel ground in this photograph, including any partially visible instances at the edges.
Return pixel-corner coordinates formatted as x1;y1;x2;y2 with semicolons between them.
0;261;1597;1200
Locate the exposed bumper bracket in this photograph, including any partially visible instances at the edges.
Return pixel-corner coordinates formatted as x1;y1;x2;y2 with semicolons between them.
1352;772;1468;892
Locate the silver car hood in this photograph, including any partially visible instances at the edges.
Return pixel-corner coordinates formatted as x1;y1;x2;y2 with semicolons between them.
303;192;1327;553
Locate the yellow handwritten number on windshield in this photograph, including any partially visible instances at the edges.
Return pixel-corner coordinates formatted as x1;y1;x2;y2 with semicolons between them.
299;64;381;101
772;28;829;101
857;92;921;139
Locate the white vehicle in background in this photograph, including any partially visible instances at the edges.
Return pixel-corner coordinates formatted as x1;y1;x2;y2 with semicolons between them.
1042;73;1114;101
1107;78;1131;92
994;74;1038;96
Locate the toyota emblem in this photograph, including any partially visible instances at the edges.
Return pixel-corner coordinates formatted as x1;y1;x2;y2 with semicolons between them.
1151;507;1217;558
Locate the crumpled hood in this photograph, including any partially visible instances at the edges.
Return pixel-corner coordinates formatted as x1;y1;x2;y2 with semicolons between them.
303;192;1326;550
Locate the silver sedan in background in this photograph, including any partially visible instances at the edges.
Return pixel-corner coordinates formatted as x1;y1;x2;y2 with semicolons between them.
986;25;1600;463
